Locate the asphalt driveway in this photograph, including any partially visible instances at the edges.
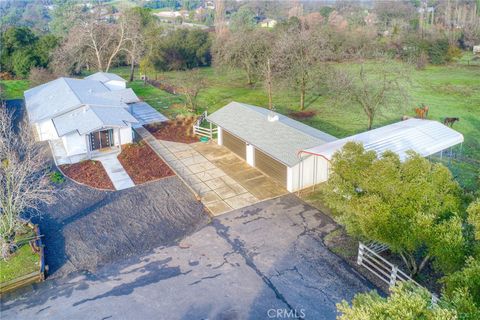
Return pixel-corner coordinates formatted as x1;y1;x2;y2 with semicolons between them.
2;194;375;319
31;176;208;278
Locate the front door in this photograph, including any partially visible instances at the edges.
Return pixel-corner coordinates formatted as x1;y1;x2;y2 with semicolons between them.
90;129;114;151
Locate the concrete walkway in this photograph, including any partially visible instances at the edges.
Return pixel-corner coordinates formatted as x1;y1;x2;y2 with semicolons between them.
135;127;259;215
96;153;135;190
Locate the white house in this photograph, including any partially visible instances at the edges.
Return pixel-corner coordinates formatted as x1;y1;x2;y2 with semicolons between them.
207;102;337;192
24;72;141;165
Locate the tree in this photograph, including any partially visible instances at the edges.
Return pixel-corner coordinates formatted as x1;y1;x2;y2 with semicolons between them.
0;107;55;259
49;0;82;37
122;7;154;82
337;282;456;320
330;62;410;130
213;28;273;85
229;6;256;32
323;142;464;276
467;199;480;241
54;8;128;73
173;69;206;112
442;257;480;319
28;67;57;87
273;21;331;110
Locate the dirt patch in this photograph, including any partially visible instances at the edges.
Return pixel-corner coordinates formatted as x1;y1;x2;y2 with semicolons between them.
60;161;114;190
288;110;317;119
145;117;199;144
118;141;174;184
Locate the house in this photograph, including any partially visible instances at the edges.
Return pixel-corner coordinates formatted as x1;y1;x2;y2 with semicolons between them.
24;72;141;165
260;18;277;28
207;102;337;192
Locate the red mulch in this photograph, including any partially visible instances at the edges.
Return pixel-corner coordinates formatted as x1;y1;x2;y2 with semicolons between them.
288;110;317;119
60;160;115;190
117;141;174;184
144;118;199;144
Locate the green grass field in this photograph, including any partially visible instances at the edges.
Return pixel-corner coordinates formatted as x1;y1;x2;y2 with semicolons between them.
0;80;29;100
116;61;479;191
0;225;40;284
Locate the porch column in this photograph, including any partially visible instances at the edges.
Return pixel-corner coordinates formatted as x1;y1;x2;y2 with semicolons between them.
85;134;91;159
117;128;122;152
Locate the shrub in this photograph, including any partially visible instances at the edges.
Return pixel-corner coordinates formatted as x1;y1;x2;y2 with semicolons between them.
428;39;449;65
49;171;65;184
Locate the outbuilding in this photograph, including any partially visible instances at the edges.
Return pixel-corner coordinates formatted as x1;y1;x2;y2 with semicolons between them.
207;102;337;192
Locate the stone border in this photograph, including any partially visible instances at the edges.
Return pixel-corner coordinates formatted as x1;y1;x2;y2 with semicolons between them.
0;223;46;295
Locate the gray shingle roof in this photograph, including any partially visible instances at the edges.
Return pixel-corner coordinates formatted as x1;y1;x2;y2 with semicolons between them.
208;102;337;167
84;72;126;83
24;77;140;123
53;105;138;136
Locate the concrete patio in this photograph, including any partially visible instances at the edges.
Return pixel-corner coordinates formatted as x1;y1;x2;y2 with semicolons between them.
135;127;286;215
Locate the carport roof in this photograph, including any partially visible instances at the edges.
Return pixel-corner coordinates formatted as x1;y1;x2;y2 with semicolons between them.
301;119;464;161
207;102;337;167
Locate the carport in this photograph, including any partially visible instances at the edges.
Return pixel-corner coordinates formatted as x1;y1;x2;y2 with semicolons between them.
207;102;337;192
299;118;464;190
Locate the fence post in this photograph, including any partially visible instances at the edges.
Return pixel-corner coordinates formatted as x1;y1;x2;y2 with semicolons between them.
390;266;398;287
357;243;364;266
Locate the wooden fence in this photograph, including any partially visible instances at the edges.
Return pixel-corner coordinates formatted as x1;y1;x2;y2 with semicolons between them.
357;242;438;304
0;224;46;295
193;111;217;139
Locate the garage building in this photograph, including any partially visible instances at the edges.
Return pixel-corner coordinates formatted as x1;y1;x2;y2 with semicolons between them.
207;102;337;192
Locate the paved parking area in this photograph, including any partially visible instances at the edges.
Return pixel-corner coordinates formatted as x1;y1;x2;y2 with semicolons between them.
29;177;208;278
2;195;375;320
135;127;286;216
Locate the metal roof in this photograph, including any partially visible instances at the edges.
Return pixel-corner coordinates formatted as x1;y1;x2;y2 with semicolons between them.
208;102;337;167
301;119;464;161
84;72;126;83
53;105;138;136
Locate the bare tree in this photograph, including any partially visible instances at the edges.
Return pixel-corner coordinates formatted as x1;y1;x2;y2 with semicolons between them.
213;28;273;85
273;23;332;110
0;107;55;258
53;8;128;73
330;61;411;130
174;69;206;112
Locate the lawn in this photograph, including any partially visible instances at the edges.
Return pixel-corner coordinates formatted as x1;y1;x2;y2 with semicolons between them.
0;80;29;99
0;225;40;284
113;60;480;191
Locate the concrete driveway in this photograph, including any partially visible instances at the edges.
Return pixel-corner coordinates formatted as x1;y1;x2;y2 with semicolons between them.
30;176;208;279
2;194;375;320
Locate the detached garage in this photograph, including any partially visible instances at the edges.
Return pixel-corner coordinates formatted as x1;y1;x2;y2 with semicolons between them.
208;102;337;191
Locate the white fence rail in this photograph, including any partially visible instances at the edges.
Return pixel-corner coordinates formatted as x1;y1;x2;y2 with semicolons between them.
193;111;217;139
357;242;438;304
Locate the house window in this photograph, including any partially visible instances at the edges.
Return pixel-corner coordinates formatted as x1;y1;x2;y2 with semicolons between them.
90;129;114;151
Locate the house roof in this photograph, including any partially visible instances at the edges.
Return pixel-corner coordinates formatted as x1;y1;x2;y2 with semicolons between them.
301;119;464;161
24;77;140;123
207;102;337;167
53;105;138;136
84;72;126;83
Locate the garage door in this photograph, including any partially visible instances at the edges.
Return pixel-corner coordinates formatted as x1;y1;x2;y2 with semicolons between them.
254;149;287;186
223;130;246;159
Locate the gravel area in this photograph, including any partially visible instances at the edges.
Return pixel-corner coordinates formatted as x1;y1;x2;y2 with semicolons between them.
32;176;209;278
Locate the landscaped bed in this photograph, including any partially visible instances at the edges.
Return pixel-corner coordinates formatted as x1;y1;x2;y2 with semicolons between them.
144;117;199;144
60;160;114;190
118;141;174;184
0;224;40;285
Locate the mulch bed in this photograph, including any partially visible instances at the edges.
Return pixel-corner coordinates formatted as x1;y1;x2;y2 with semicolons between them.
144;117;199;144
118;141;174;184
60;160;114;190
288;110;317;119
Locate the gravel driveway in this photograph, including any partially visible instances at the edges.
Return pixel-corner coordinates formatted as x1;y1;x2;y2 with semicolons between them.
3;194;375;319
33;177;209;278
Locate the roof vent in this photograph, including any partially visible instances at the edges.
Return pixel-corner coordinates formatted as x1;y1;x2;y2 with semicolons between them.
88;88;93;94
267;111;279;122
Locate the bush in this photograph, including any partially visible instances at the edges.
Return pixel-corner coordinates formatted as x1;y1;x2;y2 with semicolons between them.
428;39;449;65
446;45;463;62
49;171;65;184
